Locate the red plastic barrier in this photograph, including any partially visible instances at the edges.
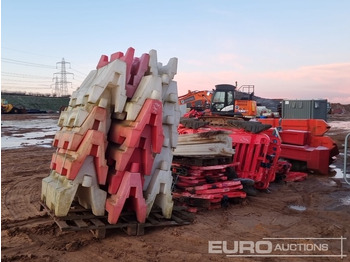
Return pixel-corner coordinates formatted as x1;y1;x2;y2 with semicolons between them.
276;160;292;175
177;124;282;189
261;131;282;188
96;47;150;98
281;144;330;175
107;127;155;194
262;127;338;175
195;185;243;195
108;99;164;152
284;172;307;182
96;54;109;69
53;106;108;151
272;130;309;146
118;47;134;84
105;172;147;224
172;163;246;210
51;130;108;185
231;130;270;180
97;47;134;71
107;99;164;194
258;118;330;136
215;127;279;189
173;190;246;200
109;126;155;174
191;181;241;191
126;53;150;98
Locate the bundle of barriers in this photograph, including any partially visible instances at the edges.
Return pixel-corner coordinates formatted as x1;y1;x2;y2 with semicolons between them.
41;47;180;224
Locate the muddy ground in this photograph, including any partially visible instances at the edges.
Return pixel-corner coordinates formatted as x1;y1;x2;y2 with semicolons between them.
1;113;350;262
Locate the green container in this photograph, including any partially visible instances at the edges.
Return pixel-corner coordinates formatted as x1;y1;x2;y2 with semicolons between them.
282;99;328;121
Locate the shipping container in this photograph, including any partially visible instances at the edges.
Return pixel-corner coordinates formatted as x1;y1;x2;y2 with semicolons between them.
282;99;328;121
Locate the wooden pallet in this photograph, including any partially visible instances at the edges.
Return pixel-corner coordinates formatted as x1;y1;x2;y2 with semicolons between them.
39;201;194;239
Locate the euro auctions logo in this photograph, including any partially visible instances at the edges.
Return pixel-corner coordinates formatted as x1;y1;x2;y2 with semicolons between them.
208;237;347;259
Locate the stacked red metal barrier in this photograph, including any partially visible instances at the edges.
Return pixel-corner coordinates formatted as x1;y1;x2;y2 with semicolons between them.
177;123;282;190
172;163;246;211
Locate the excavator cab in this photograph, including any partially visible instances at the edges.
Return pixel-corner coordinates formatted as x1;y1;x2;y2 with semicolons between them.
210;84;257;118
211;84;241;116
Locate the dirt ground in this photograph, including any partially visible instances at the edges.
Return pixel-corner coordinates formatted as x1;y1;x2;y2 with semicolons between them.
1;113;350;262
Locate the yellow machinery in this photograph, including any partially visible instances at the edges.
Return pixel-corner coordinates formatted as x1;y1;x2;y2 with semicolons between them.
1;98;25;114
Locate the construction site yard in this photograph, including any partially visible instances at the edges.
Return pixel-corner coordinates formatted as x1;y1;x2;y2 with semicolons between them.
1;113;350;262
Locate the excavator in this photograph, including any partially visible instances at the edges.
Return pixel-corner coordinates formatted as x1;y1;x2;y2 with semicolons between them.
178;90;212;111
178;83;257;118
1;99;26;114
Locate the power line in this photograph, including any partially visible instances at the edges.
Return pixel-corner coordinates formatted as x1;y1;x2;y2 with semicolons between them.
1;46;61;59
2;72;84;83
2;78;52;83
71;67;88;77
2;72;53;79
2;57;56;69
2;82;52;86
2;56;84;95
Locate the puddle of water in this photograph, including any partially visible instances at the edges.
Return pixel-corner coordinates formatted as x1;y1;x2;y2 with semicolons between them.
330;168;344;179
329;167;350;182
326;191;350;210
1;118;59;149
341;195;350;206
288;205;307;211
1;135;55;148
324;180;338;187
328;121;350;130
2;119;58;130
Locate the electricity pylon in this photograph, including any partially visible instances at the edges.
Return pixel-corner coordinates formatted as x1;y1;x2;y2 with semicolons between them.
51;76;59;97
52;58;74;97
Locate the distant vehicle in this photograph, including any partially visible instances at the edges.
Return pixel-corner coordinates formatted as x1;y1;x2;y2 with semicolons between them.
178;90;213;111
210;84;257;118
178;83;257;118
1;98;26;114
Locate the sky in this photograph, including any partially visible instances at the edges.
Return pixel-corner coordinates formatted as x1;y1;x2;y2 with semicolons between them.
1;0;350;104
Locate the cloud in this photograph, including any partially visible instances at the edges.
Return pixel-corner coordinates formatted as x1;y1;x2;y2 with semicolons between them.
257;63;350;103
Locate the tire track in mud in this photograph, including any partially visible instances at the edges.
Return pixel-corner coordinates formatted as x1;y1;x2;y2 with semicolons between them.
1;147;111;261
3;174;44;221
1;147;54;221
2;214;51;230
1;147;116;262
2;220;60;262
